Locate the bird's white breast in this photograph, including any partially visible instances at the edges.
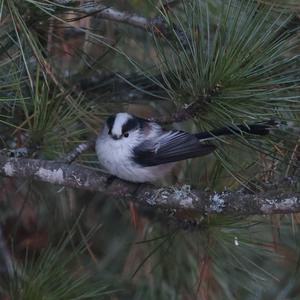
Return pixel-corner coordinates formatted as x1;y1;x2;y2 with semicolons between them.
96;132;133;177
96;127;173;182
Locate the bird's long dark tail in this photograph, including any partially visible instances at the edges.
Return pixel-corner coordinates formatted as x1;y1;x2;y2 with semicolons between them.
195;121;274;140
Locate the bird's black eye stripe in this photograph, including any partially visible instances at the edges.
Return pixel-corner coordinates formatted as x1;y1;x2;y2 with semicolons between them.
122;118;139;134
106;115;116;134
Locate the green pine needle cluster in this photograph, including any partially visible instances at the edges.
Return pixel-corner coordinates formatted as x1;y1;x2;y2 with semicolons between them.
153;0;299;126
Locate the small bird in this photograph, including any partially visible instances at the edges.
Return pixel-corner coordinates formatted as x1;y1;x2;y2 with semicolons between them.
96;112;271;183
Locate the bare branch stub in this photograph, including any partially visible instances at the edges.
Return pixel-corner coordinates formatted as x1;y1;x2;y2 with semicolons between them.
60;137;96;164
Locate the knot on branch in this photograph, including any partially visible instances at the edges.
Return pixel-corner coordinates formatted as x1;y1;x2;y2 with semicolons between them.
149;17;190;48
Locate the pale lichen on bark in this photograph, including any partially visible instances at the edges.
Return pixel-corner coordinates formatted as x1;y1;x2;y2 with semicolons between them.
35;168;64;185
172;185;196;209
260;196;299;214
208;192;226;213
3;162;15;176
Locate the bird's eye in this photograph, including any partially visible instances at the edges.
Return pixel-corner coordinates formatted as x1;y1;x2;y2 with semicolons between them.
123;132;129;138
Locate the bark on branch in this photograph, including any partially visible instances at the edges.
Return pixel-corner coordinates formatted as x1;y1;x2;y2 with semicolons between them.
1;154;299;215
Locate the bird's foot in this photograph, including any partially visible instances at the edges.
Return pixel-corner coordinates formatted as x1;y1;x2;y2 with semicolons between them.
106;175;117;186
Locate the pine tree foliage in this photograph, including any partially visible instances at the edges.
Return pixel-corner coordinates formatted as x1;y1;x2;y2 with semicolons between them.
0;0;299;299
150;0;300;188
6;229;111;300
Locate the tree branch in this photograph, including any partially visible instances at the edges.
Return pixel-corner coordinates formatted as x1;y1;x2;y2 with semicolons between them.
1;154;299;215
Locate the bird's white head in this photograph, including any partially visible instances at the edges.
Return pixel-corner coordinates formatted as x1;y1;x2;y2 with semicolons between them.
103;112;144;145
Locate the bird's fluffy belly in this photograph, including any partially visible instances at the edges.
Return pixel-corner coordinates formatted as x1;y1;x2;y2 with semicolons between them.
96;137;172;182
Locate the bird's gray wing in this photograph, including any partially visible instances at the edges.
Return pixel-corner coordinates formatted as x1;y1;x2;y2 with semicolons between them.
133;130;216;167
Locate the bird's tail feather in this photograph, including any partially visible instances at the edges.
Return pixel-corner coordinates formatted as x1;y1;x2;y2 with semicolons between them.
195;120;276;141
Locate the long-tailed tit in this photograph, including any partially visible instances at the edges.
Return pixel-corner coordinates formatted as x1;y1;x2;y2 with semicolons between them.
96;112;270;183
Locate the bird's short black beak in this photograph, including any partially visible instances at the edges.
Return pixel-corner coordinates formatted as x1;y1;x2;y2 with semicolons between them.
112;134;120;140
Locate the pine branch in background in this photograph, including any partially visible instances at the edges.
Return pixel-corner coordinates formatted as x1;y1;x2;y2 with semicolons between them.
51;0;187;44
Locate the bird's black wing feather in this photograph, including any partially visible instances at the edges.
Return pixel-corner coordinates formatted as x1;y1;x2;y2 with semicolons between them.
133;130;216;167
